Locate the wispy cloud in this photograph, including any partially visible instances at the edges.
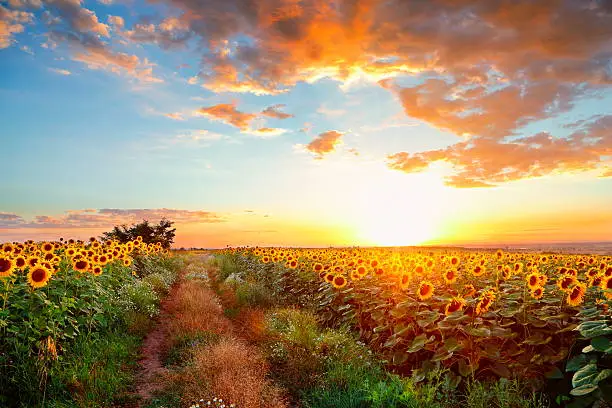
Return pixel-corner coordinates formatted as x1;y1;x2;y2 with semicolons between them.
48;67;72;75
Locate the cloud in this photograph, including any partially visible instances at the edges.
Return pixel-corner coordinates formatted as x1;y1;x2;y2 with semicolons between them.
0;208;225;229
2;0;161;82
48;67;71;75
123;16;192;49
0;5;34;48
245;127;288;138
196;103;257;130
165;112;185;121
261;104;293;119
0;212;26;227
388;115;612;187
306;130;345;158
107;15;124;30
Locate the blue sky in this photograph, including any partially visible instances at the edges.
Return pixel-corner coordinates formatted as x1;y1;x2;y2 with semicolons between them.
1;0;611;247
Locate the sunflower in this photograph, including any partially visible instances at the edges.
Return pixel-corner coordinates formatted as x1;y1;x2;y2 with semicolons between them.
443;269;458;285
557;275;577;293
27;265;51;289
92;265;103;276
472;265;485;277
73;259;90;273
417;281;434;300
445;297;465;315
2;243;14;253
41;242;54;253
356;265;367;276
27;256;39;268
495;249;504;259
288;260;298;269
526;272;540;290
601;276;612;300
450;256;460;267
332;275;347;289
0;256;15;278
351;269;362;281
502;266;512;280
313;263;323;273
14;256;26;269
567;283;586;307
325;273;335;283
475;292;494;315
531;287;544;300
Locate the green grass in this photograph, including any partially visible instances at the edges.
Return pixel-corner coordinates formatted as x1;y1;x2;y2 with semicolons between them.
45;330;142;407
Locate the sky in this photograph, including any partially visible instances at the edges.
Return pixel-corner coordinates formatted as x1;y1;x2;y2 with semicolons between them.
1;0;612;248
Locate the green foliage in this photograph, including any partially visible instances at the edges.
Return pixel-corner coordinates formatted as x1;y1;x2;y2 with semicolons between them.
234;280;272;308
47;330;142;407
560;315;612;407
101;218;176;249
464;378;548;408
0;254;182;406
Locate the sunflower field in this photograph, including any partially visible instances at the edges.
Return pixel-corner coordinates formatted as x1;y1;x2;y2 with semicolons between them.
219;247;612;407
0;236;183;407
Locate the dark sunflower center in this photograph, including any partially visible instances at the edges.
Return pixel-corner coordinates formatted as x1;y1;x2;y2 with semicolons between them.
32;268;46;282
0;259;11;272
75;260;88;270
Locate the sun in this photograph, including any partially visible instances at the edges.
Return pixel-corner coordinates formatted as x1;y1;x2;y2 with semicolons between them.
352;168;449;246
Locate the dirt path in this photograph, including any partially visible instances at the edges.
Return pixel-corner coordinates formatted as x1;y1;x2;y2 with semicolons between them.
127;253;287;408
133;281;181;405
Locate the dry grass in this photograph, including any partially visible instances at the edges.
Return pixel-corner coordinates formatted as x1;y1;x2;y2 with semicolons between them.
235;308;267;342
166;280;233;344
181;338;287;408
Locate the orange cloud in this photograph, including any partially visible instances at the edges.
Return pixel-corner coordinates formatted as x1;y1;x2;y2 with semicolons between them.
388;115;612;187
197;103;257;130
0;5;33;48
0;208;225;230
306;130;344;158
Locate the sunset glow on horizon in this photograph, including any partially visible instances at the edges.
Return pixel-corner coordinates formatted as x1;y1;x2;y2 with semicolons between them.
1;0;612;248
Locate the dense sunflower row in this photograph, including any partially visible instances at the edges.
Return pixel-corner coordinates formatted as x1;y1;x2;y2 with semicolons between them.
225;247;612;310
0;236;166;289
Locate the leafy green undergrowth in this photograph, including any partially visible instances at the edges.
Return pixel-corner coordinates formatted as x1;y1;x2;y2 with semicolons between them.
46;330;142;407
1;254;185;407
262;307;549;408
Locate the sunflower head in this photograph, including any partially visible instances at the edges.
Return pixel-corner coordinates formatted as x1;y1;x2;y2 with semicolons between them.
526;272;540;290
445;297;465;315
332;275;347;289
0;256;15;278
558;274;577;293
443;269;457;285
417;281;434;301
531;287;544;300
567;283;586;307
472;265;485;277
41;242;54;253
27;265;51;289
73;259;89;273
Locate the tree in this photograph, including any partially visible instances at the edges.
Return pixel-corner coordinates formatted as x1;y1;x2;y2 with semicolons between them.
101;218;176;249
